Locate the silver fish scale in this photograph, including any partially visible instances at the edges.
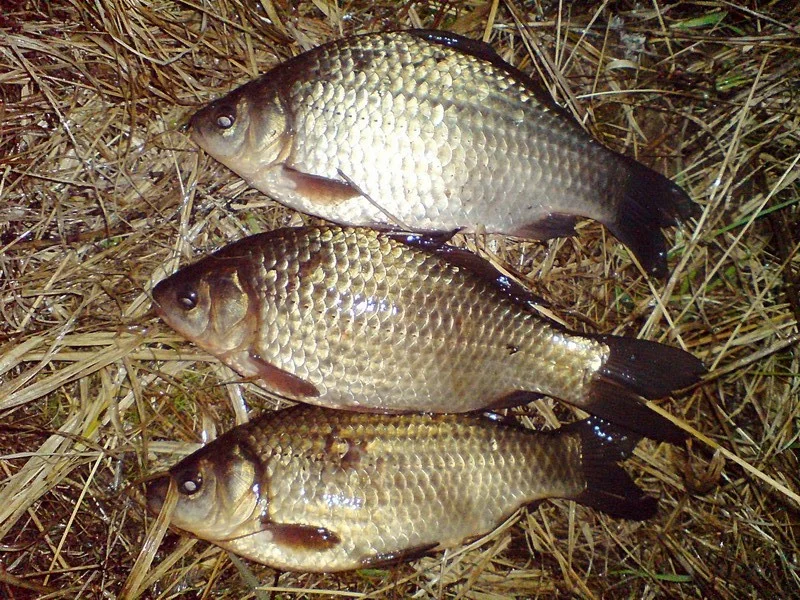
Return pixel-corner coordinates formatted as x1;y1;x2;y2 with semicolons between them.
234;409;584;571
281;32;621;230
246;227;604;411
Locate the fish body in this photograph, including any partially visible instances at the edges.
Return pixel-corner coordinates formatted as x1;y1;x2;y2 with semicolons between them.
146;405;656;572
152;226;705;443
188;29;699;277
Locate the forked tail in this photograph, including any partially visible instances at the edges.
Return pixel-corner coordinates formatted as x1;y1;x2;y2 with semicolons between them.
605;155;700;278
565;417;658;521
580;334;706;445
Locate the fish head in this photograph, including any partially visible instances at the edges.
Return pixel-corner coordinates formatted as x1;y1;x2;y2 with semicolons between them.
188;83;290;179
147;442;264;541
152;259;257;355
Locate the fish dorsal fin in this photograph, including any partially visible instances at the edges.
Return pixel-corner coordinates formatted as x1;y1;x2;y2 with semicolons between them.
407;29;501;62
391;233;548;313
406;29;569;117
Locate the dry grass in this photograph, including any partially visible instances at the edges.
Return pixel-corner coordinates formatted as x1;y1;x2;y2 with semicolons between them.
1;0;798;598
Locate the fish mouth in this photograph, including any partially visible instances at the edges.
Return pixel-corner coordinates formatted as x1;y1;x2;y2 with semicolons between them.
145;475;171;514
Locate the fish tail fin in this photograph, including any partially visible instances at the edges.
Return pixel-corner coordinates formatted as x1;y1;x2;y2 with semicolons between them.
606;156;699;278
566;417;658;521
579;334;706;444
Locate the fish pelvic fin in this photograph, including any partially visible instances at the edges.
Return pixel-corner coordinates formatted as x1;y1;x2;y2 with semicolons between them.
580;334;706;444
358;542;440;569
607;156;700;278
565;417;658;521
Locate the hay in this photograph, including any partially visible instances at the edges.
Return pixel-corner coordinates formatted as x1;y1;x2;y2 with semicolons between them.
1;0;798;598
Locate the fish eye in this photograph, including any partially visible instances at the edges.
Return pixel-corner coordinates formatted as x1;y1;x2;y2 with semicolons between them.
178;471;203;496
215;107;236;130
177;290;198;310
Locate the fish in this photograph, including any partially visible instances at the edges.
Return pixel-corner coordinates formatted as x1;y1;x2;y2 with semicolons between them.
152;226;705;444
146;405;657;572
187;29;699;278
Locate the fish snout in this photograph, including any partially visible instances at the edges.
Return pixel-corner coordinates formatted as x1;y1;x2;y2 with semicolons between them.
145;475;171;515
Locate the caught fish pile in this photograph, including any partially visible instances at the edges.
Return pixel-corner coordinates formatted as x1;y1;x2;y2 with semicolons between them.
147;29;704;573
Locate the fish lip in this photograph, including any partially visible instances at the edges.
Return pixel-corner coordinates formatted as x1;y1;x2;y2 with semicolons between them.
149;281;167;318
179;112;195;135
145;475;171;514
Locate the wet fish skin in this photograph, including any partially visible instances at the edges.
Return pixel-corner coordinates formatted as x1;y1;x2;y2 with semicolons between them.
146;405;656;572
152;226;705;444
188;29;699;278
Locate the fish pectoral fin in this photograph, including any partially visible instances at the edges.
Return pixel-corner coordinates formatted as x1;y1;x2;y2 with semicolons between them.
359;542;439;568
260;520;341;551
243;352;320;398
512;213;579;240
281;166;362;204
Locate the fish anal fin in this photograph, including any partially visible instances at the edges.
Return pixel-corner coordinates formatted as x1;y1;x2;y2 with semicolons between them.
281;166;361;205
261;520;341;551
563;416;658;521
359;542;439;569
236;351;320;398
482;390;543;412
513;213;579;240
